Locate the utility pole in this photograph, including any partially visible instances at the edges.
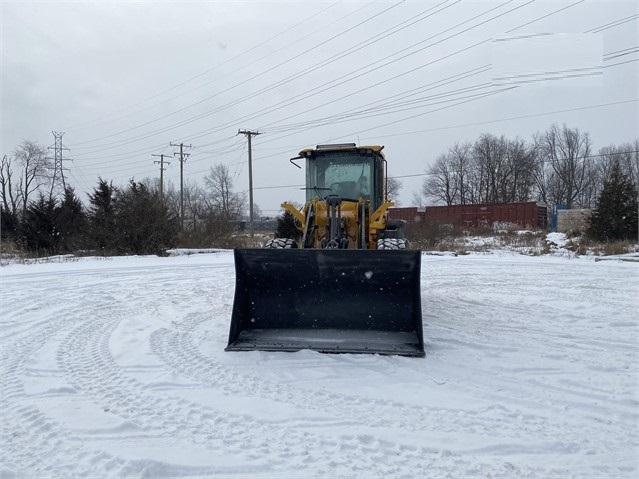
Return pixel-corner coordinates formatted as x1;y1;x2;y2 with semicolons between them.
238;129;262;237
170;142;191;230
152;153;171;204
47;131;71;199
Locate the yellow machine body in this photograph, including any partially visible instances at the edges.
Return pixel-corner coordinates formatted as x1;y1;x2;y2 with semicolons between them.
226;144;424;357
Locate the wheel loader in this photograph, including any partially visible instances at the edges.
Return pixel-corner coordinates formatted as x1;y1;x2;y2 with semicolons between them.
226;143;424;357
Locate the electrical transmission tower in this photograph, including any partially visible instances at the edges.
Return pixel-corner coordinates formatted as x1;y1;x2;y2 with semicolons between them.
48;131;71;199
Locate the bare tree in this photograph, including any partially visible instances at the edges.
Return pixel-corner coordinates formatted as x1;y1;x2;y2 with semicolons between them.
422;136;529;206
470;133;511;203
386;177;402;204
13;140;51;213
422;152;458;205
506;137;537;202
598;141;639;188
628;139;639;187
412;191;427;207
534;124;593;208
204;163;246;221
182;181;207;232
1;154;21;215
252;202;263;220
448;142;472;204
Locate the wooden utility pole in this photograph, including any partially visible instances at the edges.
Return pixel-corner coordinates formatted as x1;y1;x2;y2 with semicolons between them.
238;130;262;237
170;142;191;230
152;153;170;204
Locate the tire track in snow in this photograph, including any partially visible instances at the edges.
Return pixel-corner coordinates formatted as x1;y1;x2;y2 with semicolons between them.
0;309;130;477
58;300;473;478
4;254;634;478
152;266;600;447
149;322;582;479
57;311;265;478
52;268;538;478
424;257;639;468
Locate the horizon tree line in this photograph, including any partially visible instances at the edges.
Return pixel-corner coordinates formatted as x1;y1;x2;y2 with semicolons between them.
0;141;252;255
2;122;638;254
417;123;638;211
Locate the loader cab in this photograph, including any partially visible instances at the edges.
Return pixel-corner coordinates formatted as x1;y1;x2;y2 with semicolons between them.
301;144;386;210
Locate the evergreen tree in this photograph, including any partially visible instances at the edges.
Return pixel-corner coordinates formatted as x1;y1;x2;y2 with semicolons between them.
587;162;638;241
1;206;19;243
20;193;59;255
56;186;87;253
88;178;118;253
275;210;301;240
115;181;178;255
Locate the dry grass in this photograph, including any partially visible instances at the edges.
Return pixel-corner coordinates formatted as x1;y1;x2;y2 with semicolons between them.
3;225;637;261
406;223;639;257
0;240;24;266
561;236;638;257
592;239;636;256
407;223;548;255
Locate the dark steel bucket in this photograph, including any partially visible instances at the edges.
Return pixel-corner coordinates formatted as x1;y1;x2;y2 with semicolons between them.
226;248;424;357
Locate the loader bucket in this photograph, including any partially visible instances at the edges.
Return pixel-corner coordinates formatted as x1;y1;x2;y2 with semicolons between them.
226;249;424;357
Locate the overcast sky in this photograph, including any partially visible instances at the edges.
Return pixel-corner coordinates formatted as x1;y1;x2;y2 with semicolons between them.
2;0;637;214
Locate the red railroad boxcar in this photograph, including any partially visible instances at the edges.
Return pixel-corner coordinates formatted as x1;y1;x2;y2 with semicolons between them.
389;202;547;229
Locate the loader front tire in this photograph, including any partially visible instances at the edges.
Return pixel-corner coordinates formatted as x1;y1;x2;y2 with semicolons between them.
377;238;408;250
264;238;298;249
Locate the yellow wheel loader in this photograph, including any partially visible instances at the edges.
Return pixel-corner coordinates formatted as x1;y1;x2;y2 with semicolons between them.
226;143;424;357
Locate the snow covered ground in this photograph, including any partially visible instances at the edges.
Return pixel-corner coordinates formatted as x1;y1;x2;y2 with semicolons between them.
1;249;637;478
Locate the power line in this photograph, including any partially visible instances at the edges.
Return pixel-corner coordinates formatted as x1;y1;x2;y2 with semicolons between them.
68;1;406;147
340;96;639;146
68;0;442;152
77;63;638;185
185;0;592;144
246;98;638;166
248;150;639;196
397;149;639;178
62;0;347;132
604;46;639;57
604;47;639;62
149;0;530;149
66;2;604;163
222;3;627;143
586;13;639;33
65;6;636;185
504;0;584;33
258;54;631;135
259;65;493;133
261;68;493;132
264;83;513;134
252;34;631;138
184;1;525;142
66;0;521;151
252;54;638;151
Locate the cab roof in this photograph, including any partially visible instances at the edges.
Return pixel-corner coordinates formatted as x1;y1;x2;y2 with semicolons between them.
299;143;385;158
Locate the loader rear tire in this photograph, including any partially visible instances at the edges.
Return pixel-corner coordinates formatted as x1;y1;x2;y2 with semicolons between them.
377;238;408;250
264;238;298;249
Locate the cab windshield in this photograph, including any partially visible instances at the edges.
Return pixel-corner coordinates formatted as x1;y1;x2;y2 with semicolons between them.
306;152;373;201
